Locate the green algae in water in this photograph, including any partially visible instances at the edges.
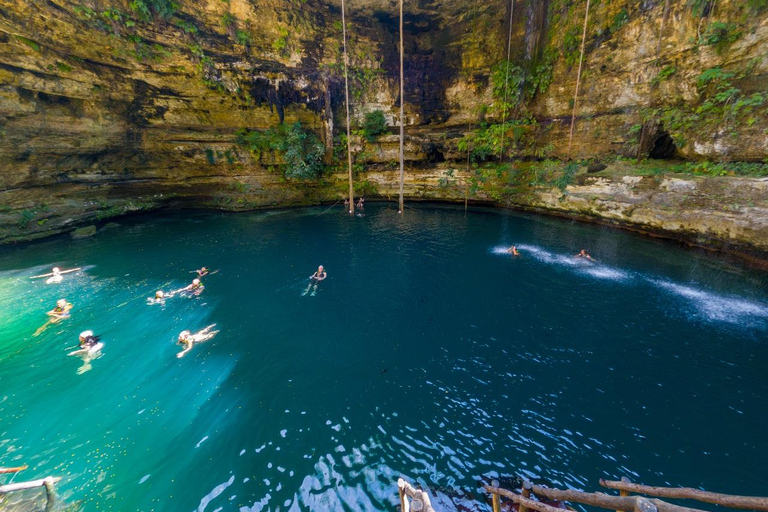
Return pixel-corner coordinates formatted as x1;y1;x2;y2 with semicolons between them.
1;205;767;511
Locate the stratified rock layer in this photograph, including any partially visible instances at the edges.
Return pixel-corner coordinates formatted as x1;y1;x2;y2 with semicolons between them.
0;0;766;258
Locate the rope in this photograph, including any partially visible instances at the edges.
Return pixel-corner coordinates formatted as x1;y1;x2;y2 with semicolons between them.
317;200;341;216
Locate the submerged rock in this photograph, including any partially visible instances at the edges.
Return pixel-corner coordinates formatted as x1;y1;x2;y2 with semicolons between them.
71;225;97;239
587;163;607;173
101;222;121;231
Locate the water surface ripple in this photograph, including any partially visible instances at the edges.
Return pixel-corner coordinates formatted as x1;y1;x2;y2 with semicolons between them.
0;204;766;511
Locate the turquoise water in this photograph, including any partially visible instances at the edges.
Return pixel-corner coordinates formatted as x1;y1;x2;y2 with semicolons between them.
1;204;767;511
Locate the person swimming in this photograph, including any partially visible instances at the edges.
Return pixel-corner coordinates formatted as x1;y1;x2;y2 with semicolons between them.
77;330;102;350
147;290;168;304
30;266;81;284
34;299;73;336
47;299;73;318
506;246;520;256
356;197;365;209
310;265;327;281
174;278;204;296
303;265;327;296
575;249;594;260
68;331;103;374
176;324;219;358
194;267;210;277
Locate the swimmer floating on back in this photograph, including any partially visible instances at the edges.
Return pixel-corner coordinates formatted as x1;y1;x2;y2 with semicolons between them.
30;267;81;284
506;246;520;256
176;324;219;358
302;265;327;297
173;278;204;296
575;249;594;261
192;267;210;277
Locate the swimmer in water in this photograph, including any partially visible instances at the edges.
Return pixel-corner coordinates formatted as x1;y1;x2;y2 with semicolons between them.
48;299;73;318
506;246;520;256
68;330;103;374
193;267;210;277
34;299;73;336
176;324;219;358
575;249;594;261
302;265;327;296
173;278;204;296
147;290;168;305
30;266;81;284
356;197;365;209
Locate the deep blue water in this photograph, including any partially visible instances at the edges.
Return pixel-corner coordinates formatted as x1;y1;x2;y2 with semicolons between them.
0;204;766;511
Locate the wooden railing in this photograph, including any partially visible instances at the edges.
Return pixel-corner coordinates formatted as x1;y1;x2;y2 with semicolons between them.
485;477;768;512
0;466;61;512
398;478;437;512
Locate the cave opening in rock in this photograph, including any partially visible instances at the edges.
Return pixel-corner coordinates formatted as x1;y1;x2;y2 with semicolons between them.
649;130;677;159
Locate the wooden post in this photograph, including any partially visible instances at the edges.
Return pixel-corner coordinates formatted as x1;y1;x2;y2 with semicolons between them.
340;0;355;214
491;480;502;512
566;0;591;160
520;480;533;512
618;477;632;512
398;0;405;214
44;477;56;512
635;498;658;512
492;491;501;512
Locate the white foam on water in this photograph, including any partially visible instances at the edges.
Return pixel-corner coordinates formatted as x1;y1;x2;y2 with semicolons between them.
516;244;581;267
515;244;631;281
581;266;631;281
490;245;513;255
652;280;768;325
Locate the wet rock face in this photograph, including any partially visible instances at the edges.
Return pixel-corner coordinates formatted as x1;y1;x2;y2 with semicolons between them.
0;0;766;253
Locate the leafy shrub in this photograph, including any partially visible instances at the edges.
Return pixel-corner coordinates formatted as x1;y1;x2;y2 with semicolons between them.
491;60;525;114
174;18;198;34
236;123;325;180
221;13;235;28
235;30;251;46
701;21;740;53
562;25;582;66
362;110;387;141
652;65;677;86
609;8;629;33
129;0;177;22
688;0;713;17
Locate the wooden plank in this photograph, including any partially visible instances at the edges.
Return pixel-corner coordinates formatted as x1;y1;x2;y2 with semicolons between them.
0;465;27;475
530;484;707;512
600;479;768;512
0;477;60;494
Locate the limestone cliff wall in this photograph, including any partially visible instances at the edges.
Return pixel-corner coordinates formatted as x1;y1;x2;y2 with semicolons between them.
0;0;766;257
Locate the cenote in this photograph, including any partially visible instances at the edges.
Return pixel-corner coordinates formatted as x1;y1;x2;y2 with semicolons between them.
1;204;767;511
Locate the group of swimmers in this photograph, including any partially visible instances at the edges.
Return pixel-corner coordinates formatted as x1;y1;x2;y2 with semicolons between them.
343;197;366;216
144;266;219;357
505;246;594;260
32;262;329;369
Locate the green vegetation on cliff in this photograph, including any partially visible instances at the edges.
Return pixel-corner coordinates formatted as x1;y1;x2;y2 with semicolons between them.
236;123;325;180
